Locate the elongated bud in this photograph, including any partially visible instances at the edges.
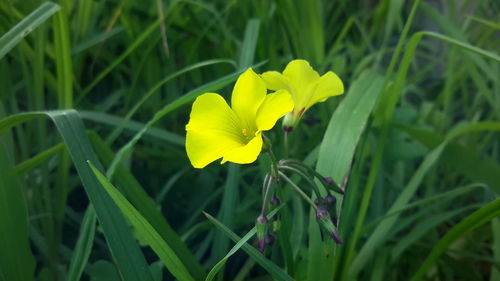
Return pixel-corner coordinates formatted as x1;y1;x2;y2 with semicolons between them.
323;177;344;195
316;208;342;244
331;231;343;244
270;197;280;206
282;108;305;132
256;215;268;252
325;195;336;205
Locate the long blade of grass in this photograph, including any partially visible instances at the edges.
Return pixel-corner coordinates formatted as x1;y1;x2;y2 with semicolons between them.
351;121;500;276
14;142;65;174
205;206;283;281
0;2;60;59
409;198;500;281
81;111;185;146
88;161;195;281
66;206;97;281
88;131;206;280
0;143;35;281
309;70;385;281
204;212;295;281
401;125;500;194
0;110;154;281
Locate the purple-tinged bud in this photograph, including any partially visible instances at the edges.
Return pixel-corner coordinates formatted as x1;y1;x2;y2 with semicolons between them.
266;234;275;245
257;214;269;224
324;177;334;185
256;214;269;253
331;231;343;244
325;195;336;205
322;177;345;195
257;238;266;253
314;198;323;206
316;208;329;220
270;197;280;206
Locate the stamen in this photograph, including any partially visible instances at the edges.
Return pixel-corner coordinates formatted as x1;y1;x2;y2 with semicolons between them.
242;128;248;137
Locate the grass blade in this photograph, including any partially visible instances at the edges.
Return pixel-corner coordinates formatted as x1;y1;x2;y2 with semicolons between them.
409;198;500;281
0;143;35;281
204;212;295;281
66;207;97;281
0;110;155;281
88;161;195;281
205;206;283;281
309;70;385;281
88;131;206;280
0;2;60;59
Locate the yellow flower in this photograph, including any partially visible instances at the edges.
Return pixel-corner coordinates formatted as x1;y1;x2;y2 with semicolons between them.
186;68;294;168
261;59;344;130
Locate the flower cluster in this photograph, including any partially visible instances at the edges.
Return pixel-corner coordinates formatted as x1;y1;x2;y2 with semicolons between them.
186;60;344;167
185;59;345;252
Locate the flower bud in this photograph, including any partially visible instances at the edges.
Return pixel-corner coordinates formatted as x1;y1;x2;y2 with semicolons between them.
316;208;329;220
270;197;280;206
323;177;345;195
256;214;269;252
331;231;344;244
282;113;296;132
316;208;342;244
325;195;336;205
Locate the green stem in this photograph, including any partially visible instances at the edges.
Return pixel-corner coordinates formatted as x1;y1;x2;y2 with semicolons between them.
279;171;318;211
280;159;344;193
284;132;289;158
266;149;279;180
278;165;322;199
260;174;273;215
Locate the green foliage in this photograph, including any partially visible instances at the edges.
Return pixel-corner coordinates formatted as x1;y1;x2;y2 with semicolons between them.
0;0;499;280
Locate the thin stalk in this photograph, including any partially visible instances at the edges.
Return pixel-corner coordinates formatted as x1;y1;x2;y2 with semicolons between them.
279;172;318;211
278;165;322;199
260;174;273;215
284;132;289;158
266;149;279;180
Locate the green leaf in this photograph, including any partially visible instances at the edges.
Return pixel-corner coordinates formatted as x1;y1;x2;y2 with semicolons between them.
87;131;205;280
309;70;386;281
88;161;195;281
351;122;500;276
401;125;500;194
0;143;35;281
0;2;60;59
66;207;97;281
14;142;65;174
204;211;295;281
205;206;283;281
0;110;154;281
409;198;500;281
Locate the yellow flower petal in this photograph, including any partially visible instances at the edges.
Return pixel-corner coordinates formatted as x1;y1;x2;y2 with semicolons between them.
186;130;242;168
231;68;267;131
255;90;294;131
282;60;320;109
221;133;263;164
305;71;344;109
260;71;289;91
186;93;244;168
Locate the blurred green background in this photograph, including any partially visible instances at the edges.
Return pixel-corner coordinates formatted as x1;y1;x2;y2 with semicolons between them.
1;0;499;280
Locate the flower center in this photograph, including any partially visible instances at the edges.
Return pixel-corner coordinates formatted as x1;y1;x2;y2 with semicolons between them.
242;128;248;137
